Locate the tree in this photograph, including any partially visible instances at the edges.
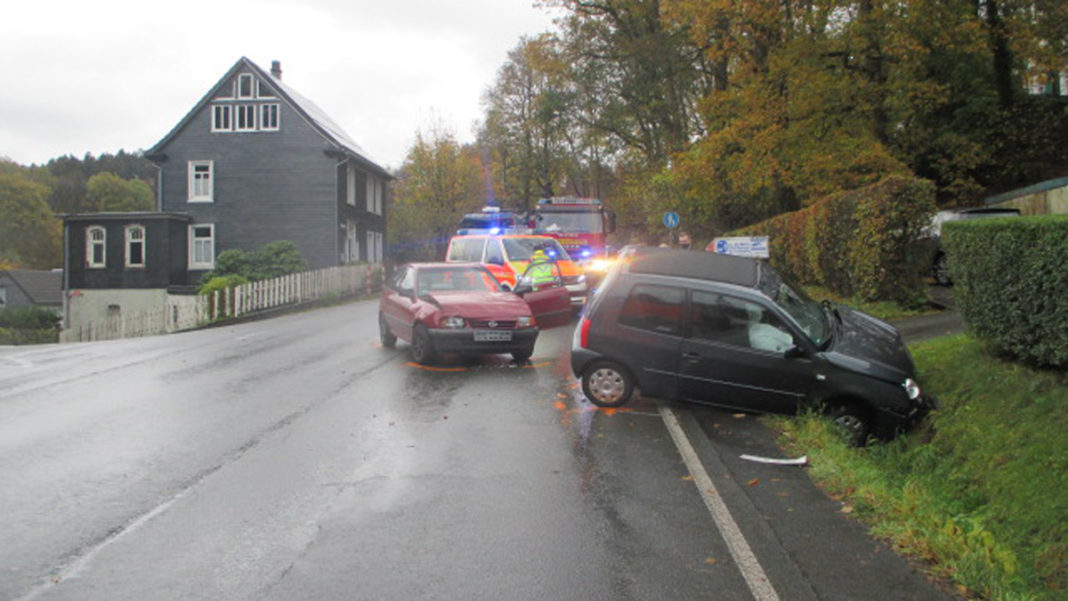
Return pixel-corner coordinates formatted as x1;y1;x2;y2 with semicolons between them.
85;172;154;212
0;171;61;269
390;125;484;262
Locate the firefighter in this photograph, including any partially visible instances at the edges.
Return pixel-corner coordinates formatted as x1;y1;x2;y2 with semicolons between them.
527;245;557;290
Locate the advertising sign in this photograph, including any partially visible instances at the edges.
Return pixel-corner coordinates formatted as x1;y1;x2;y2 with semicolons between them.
708;236;770;258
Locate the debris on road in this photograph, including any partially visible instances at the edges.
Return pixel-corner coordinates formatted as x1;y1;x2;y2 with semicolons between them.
739;454;809;466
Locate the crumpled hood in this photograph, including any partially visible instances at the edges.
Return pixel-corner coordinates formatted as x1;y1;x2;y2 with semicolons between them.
426;291;531;318
824;304;915;381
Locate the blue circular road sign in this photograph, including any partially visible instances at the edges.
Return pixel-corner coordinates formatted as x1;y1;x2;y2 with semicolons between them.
663;211;680;229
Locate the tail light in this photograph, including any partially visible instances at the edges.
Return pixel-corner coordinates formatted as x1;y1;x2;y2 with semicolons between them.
578;316;591;348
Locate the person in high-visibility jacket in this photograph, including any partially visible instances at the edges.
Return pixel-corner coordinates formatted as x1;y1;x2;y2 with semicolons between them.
527;247;557;290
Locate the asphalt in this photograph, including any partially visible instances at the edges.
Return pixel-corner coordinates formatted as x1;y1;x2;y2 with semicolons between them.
889;285;965;344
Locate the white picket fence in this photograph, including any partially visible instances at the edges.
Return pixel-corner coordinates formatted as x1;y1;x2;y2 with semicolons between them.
60;264;377;343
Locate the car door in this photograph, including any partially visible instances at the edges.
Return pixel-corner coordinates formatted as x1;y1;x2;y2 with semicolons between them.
598;282;685;400
676;290;814;415
381;265;418;342
514;260;572;328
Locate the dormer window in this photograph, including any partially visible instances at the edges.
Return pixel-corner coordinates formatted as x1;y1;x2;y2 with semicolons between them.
257;80;276;98
237;74;254;99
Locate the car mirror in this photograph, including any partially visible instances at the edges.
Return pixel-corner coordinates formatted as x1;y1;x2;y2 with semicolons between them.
784;345;806;359
512;282;533;295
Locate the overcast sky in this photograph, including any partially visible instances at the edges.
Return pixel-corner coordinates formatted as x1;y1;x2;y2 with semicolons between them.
0;0;562;171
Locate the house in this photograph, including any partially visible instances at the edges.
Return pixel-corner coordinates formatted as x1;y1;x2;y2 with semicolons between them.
145;56;391;276
0;269;62;313
62;57;390;330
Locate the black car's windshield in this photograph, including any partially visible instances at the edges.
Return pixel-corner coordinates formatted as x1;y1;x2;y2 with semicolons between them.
757;268;830;346
416;267;499;294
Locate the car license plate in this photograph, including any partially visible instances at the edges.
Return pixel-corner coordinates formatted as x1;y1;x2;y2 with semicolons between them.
474;329;512;342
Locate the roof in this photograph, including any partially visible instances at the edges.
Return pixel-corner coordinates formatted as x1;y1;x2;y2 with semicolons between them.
984;175;1068;205
61;212;193;223
1;270;63;305
147;57;391;179
623;246;760;288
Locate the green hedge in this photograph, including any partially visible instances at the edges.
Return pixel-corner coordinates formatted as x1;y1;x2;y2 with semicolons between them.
734;176;936;305
943;214;1068;368
0;306;61;344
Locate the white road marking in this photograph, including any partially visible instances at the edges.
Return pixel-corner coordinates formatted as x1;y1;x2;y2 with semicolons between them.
660;406;781;601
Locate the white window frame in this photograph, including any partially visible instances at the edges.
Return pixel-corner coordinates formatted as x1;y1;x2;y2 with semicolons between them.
366;231;375;264
375;231;383;264
188;161;214;202
125;225;146;268
260;103;279;131
87;226;106;268
237;74;254;99
212;104;232;132
346;222;359;263
366;176;374;213
189;224;215;270
375;181;383;215
235;104;257;132
347;166;356;206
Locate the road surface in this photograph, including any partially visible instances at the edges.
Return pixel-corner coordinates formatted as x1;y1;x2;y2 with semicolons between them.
0;299;956;600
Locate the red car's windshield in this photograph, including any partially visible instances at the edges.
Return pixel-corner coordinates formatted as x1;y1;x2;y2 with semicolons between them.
416;267;499;294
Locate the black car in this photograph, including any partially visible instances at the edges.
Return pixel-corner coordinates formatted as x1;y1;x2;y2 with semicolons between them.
570;246;933;445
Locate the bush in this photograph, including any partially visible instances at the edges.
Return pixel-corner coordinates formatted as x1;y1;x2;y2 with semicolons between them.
943;214;1068;368
198;274;250;296
0;305;61;329
733;176;935;306
0;306;60;345
201;240;308;284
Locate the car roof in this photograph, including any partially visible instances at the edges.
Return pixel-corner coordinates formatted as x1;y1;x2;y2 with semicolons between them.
450;234;554;240
621;246;760;288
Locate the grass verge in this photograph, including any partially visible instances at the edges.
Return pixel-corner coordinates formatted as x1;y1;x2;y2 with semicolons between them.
803;284;938;321
771;334;1066;601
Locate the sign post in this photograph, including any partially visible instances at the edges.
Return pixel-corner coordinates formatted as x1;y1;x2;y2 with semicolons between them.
662;211;680;246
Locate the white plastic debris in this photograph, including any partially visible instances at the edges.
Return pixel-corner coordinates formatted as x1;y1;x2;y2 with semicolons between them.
739;454;809;466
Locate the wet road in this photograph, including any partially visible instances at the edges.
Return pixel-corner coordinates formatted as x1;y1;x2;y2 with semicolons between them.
0;300;954;601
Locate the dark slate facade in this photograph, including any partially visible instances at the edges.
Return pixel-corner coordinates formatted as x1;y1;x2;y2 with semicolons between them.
63;213;193;289
144;57;390;285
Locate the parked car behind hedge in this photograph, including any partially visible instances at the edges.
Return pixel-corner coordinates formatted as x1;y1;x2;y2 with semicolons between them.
917;206;1020;285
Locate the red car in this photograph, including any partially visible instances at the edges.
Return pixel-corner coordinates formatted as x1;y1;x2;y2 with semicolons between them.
378;262;571;364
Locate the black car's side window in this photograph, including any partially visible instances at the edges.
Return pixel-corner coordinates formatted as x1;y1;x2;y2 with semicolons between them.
689;291;795;353
619;284;684;335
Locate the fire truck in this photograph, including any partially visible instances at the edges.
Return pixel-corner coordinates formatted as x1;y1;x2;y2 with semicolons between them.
530;197;615;262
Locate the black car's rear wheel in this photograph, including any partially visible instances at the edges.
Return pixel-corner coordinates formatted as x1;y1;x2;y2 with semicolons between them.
379;313;397;348
582;360;634;408
410;324;436;365
511;349;533;362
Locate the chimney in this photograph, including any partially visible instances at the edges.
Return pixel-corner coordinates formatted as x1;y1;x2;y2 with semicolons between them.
271;60;282;80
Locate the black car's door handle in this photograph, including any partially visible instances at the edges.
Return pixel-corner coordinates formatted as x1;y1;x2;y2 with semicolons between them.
682;352;701;362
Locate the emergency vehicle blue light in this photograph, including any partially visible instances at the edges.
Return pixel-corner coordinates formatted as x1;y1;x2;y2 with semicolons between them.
490;227;501;235
581;249;592;258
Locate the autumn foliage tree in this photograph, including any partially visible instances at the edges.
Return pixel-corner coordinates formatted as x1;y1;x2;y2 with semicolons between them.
389;126;485;262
